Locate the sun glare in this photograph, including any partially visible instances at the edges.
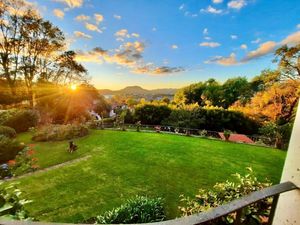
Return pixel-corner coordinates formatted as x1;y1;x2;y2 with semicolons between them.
70;84;77;90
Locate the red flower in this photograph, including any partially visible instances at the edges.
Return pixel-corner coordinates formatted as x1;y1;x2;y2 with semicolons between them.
8;160;16;166
31;164;39;169
27;149;36;156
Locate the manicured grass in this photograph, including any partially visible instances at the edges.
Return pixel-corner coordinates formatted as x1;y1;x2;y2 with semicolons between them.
14;130;286;223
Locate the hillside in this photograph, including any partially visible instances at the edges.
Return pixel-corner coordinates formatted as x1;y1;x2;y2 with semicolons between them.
99;86;177;96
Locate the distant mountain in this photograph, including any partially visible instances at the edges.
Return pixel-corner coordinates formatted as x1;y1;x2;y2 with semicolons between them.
99;86;177;96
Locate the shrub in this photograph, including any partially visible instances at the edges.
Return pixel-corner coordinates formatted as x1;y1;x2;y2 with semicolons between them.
3;110;39;133
0;136;25;164
102;117;116;124
0;109;18;125
0;182;32;220
179;168;272;224
9;146;39;176
0;126;16;138
91;196;165;224
134;104;172;125
162;108;259;135
32;124;89;142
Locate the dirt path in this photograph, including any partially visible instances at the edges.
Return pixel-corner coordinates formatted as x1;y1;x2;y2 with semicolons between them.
8;155;92;181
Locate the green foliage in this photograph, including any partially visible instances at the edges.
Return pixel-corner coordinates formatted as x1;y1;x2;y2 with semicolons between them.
259;122;293;149
222;77;252;107
179;168;272;225
32;124;89;142
92;196;165;224
274;44;300;80
0;182;32;220
3;110;39;133
174;77;254;108
101;117;116;124
134;104;172;125
251;69;281;92
10;146;39;177
0;136;25;164
0;126;16;139
162;108;259;134
93;95;111;118
0;110;18;125
223;130;231;140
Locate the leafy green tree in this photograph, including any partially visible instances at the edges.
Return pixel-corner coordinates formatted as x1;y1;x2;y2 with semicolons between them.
201;79;223;106
134;104;172;125
221;77;251;107
274;44;300;80
251;69;281;92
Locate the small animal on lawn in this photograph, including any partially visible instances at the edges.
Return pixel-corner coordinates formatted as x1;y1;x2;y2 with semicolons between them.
68;141;78;153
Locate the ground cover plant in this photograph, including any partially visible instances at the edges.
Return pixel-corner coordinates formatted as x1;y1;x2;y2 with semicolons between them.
12;130;286;223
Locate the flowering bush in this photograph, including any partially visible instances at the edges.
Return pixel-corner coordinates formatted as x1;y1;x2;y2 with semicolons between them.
0;135;25;164
10;145;39;177
179;168;272;224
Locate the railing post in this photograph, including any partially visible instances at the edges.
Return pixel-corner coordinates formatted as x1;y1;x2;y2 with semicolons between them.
234;209;242;225
267;194;279;225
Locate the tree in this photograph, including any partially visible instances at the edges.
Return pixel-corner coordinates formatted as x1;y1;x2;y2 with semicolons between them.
251;69;281;92
0;0;30;95
201;79;222;107
274;44;300;80
0;0;87;107
221;77;251;108
231;80;299;123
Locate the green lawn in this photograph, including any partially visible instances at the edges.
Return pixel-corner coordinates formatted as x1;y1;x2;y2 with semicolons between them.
13;130;286;223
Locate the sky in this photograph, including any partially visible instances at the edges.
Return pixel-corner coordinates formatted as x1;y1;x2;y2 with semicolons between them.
29;0;300;90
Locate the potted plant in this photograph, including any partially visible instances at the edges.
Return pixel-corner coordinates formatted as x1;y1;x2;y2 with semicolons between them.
223;130;231;141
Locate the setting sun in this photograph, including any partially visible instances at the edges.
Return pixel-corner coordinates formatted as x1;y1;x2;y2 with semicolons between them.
70;84;77;90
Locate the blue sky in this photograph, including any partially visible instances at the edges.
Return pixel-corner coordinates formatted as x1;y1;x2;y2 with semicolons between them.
31;0;300;89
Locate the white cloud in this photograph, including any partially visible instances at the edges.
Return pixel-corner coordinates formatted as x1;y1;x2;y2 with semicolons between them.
201;5;223;14
75;14;90;21
114;14;121;20
53;9;64;19
75;41;184;76
230;35;238;39
203;28;209;35
242;41;277;61
152;27;157;32
131;33;140;38
281;31;300;46
94;13;104;24
74;31;92;39
179;4;185;10
204;37;212;40
227;0;246;9
251;38;261;44
171;45;178;49
205;30;300;66
213;0;223;3
85;23;102;33
297;24;300;29
54;0;83;9
205;53;239;66
115;29;130;38
240;44;247;49
199;42;221;47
